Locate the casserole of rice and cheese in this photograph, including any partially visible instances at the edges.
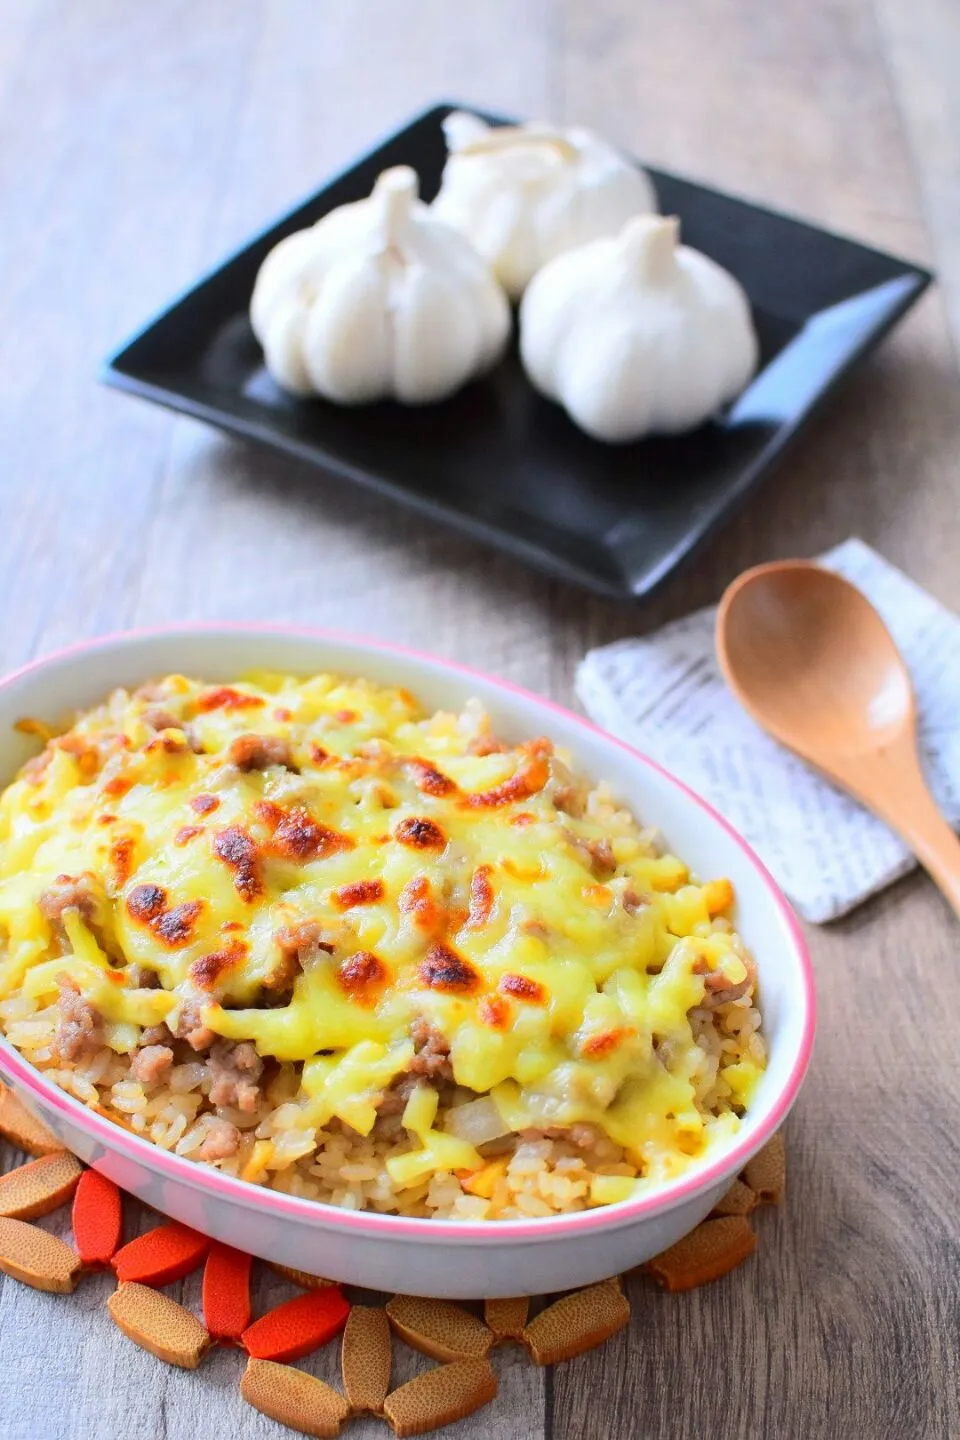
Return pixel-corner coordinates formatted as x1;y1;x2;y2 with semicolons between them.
0;672;765;1220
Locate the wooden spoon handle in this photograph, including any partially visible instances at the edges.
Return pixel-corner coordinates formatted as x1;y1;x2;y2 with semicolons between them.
893;807;960;919
839;748;960;920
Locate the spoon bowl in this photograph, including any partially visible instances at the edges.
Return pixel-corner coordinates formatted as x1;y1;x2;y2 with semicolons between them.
717;560;960;918
718;562;913;756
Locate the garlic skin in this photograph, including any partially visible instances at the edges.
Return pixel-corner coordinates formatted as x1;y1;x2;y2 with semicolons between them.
432;112;657;301
250;166;511;405
519;215;759;443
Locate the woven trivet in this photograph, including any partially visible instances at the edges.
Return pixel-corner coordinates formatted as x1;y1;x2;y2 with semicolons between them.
0;1083;784;1436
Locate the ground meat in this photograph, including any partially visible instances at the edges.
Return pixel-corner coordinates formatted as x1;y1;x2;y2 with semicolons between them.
585;838;616;878
141;706;180;733
140;706;206;754
196;1118;241;1161
375;1020;453;1114
408;1018;454;1082
129;1044;174;1086
263;949;301;998
694;955;756;1009
553;784;586;818
623;888;653;915
139;1023;173;1047
374;1019;457;1105
375;1073;420;1116
38;873;105;931
518;1123;601;1146
274;919;333;967
520;1123;601;1150
171;989;216;1051
227;733;298;772
562;831;617;880
53;974;103;1062
126;965;160;990
207;1039;263;1113
266;918;336;995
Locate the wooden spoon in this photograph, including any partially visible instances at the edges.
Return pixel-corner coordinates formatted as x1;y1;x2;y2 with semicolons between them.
716;559;960;918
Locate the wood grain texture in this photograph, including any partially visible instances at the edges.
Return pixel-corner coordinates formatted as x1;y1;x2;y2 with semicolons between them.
874;0;960;359
0;1;958;1437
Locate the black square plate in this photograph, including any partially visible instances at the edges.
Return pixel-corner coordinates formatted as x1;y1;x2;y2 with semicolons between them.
104;103;932;602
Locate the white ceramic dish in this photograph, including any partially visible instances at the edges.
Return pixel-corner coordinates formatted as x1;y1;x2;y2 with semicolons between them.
0;626;815;1298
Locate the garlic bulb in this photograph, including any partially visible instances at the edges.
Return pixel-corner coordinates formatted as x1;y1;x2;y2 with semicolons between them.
519;215;759;443
432;112;657;301
250;166;511;405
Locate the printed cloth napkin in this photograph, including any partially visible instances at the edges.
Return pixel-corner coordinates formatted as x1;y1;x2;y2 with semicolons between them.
575;538;960;922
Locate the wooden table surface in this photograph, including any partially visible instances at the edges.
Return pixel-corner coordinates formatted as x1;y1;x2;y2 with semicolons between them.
1;3;958;1437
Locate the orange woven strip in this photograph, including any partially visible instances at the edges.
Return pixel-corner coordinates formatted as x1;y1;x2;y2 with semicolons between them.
202;1242;253;1344
72;1170;123;1267
112;1222;209;1286
242;1287;350;1363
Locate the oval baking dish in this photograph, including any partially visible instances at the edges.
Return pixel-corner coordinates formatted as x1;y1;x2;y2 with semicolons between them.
0;626;814;1297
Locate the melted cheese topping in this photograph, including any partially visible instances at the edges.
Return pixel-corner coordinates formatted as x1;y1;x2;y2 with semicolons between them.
0;672;764;1183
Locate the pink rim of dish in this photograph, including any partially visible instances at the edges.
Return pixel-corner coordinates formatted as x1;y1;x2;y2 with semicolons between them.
0;623;815;1245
